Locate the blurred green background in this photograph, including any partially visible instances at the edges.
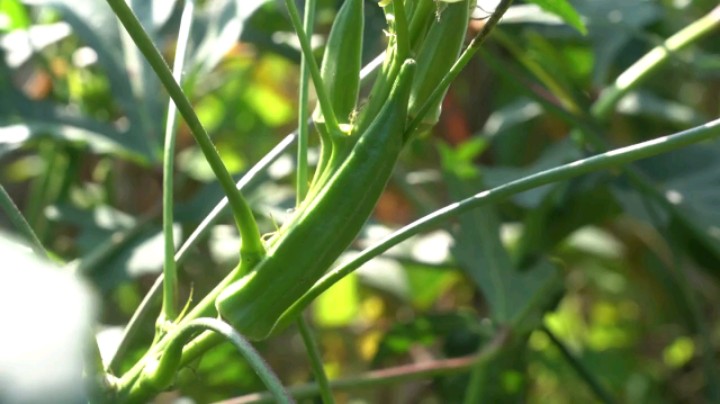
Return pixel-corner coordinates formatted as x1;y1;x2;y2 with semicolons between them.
1;0;720;402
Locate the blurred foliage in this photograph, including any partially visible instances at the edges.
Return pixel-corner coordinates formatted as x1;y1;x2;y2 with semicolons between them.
1;0;720;403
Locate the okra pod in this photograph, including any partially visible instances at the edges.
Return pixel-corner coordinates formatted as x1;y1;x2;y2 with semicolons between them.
216;60;417;340
408;0;470;128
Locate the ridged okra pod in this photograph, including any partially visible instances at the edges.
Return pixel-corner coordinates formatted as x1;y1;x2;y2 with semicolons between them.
408;0;470;128
216;60;417;340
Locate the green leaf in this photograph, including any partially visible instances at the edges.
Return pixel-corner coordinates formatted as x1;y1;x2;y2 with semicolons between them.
615;143;720;272
526;0;587;35
446;173;563;327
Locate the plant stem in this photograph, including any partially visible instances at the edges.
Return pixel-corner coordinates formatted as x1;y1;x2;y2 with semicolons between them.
110;50;387;374
541;325;615;404
592;5;720;119
405;0;515;136
293;1;333;402
104;0;265;268
219;328;510;404
0;183;48;258
296;0;316;205
131;318;293;404
283;0;341;136
297;316;335;404
277;118;720;327
160;0;195;326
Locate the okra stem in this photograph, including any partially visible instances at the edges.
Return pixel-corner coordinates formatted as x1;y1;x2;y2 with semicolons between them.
104;0;265;268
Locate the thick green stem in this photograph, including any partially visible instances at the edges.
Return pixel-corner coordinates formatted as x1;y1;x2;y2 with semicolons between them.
104;0;264;268
277;118;720;327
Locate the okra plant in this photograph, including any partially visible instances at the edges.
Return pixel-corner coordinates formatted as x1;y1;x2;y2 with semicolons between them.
1;0;720;402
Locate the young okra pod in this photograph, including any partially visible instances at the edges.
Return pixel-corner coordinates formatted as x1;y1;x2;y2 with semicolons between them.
310;0;364;195
216;60;417;340
313;0;364;126
408;0;471;129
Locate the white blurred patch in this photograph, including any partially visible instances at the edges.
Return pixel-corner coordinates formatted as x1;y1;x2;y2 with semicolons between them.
0;233;95;403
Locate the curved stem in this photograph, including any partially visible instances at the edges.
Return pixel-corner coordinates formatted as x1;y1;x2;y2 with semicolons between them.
160;0;195;325
133;318;293;404
277;118;720;328
104;0;265;267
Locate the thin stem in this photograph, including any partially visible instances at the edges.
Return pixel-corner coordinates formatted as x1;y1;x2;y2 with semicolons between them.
296;0;316;204
160;0;195;326
297;316;335;404
294;1;333;402
106;134;297;373
277;118;720;328
0;183;49;258
592;5;720;119
283;0;341;136
133;318;293;404
219;329;510;404
104;0;265;267
541;325;615;404
405;0;515;136
492;29;581;115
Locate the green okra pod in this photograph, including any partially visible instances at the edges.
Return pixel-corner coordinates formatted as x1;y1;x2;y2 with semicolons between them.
313;0;364;126
216;60;417;340
310;0;365;195
408;0;471;129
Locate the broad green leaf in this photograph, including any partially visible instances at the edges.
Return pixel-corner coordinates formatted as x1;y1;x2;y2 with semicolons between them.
442;151;563;326
572;0;661;85
526;0;586;34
